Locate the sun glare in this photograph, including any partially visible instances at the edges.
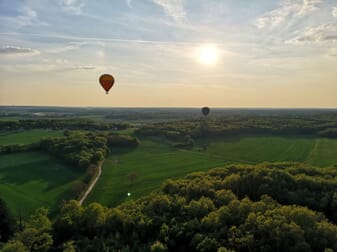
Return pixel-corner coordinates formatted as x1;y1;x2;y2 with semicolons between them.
198;45;218;65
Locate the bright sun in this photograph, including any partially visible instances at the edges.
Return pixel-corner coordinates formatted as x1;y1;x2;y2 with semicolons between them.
198;45;218;65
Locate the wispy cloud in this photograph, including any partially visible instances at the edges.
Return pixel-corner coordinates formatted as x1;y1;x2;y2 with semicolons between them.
0;32;198;46
327;48;337;57
152;0;186;22
256;0;321;29
0;6;45;29
0;63;96;72
299;0;321;15
71;65;96;70
333;6;337;18
0;46;40;55
286;24;337;44
126;0;132;8
48;44;81;53
60;0;85;15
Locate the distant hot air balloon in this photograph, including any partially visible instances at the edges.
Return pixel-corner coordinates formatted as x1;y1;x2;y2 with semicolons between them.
201;107;210;116
99;74;115;94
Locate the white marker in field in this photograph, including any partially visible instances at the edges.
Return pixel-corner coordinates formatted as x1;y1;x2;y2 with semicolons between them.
127;192;131;197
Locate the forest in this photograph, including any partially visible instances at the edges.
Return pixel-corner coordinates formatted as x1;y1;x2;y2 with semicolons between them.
136;114;337;141
1;163;337;251
1;110;337;251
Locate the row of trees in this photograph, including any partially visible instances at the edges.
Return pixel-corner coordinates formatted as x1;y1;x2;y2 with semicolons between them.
40;132;109;170
40;132;140;199
2;163;337;251
13;132;139;171
0;131;140;201
135;115;337;141
0;143;40;154
0;119;129;131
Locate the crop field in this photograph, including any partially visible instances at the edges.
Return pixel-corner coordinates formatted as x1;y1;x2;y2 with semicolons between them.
87;135;337;207
0;130;63;146
0;151;82;215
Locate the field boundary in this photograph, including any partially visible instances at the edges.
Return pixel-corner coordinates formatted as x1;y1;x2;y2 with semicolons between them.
78;161;103;205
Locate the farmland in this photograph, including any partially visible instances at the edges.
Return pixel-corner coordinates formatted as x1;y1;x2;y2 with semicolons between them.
86;135;337;206
0;151;82;214
0;130;63;146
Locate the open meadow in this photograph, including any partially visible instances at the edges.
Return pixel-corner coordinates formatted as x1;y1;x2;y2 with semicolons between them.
0;130;63;146
0;151;82;215
86;135;337;207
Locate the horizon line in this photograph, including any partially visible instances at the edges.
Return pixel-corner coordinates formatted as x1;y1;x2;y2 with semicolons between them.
1;105;337;110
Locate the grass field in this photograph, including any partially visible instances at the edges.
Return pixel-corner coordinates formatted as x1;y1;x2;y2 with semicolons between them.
0;151;82;215
86;135;337;207
0;130;63;146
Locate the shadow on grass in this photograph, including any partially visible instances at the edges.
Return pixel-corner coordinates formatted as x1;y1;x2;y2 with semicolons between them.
0;156;80;190
109;146;139;155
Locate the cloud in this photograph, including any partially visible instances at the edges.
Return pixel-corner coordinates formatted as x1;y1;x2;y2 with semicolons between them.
126;0;132;8
0;32;199;46
60;0;85;15
286;24;337;44
71;65;96;70
256;0;321;29
0;46;40;55
0;6;44;29
97;50;105;57
327;48;337;57
0;63;96;73
48;44;82;53
152;0;186;22
299;0;321;15
333;6;337;18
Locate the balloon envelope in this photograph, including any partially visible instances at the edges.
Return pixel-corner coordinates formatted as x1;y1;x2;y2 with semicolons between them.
201;107;210;116
99;74;115;94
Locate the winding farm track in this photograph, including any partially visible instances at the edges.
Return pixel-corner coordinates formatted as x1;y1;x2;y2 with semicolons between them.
79;162;103;206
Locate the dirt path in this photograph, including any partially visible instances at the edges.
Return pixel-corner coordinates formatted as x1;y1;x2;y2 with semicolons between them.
79;161;103;206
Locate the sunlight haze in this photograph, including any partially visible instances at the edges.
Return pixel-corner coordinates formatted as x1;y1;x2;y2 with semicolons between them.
0;0;337;107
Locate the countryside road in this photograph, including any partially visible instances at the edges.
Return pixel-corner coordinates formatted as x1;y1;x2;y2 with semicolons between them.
79;162;103;205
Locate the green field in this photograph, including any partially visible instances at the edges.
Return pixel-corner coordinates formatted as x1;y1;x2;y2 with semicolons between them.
0;130;63;146
0;151;82;215
87;135;337;207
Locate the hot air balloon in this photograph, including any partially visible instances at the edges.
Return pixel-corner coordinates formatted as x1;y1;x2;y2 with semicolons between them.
99;74;115;94
201;107;210;116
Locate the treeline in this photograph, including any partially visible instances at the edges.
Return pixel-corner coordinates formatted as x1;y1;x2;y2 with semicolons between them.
0;132;140;199
0;143;40;154
41;132;139;199
40;132;108;170
2;163;337;251
0;119;129;131
0;132;139;168
40;132;139;170
135;115;337;141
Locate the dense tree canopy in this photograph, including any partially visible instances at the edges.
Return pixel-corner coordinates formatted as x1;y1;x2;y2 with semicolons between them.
0;198;15;243
0;119;129;131
135;115;337;141
3;163;336;252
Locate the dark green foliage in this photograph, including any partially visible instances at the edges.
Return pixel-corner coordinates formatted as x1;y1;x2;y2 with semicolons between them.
318;128;337;138
0;198;15;242
0;143;39;154
40;132;139;170
40;132;108;170
1;208;53;252
2;163;337;251
135;114;337;141
0;119;129;131
34;164;337;251
107;134;140;148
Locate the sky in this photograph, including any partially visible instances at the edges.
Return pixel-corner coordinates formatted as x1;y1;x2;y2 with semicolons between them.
0;0;336;107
